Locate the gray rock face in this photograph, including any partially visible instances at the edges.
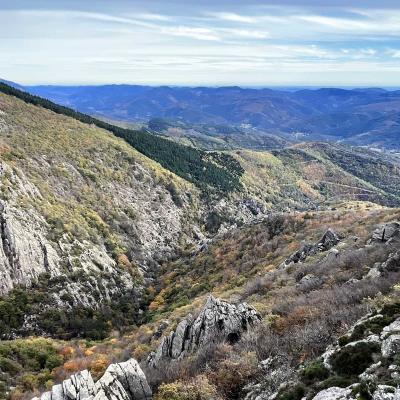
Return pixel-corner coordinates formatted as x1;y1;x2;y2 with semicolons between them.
365;251;400;280
148;295;261;368
0;163;62;295
95;359;151;400
382;334;400;358
280;228;340;269
32;358;151;400
371;222;400;243
312;386;354;400
372;385;400;400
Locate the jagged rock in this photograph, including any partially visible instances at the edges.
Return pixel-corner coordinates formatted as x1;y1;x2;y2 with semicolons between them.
148;295;261;368
381;334;400;358
318;229;341;251
381;318;400;339
371;222;400;243
280;229;340;269
367;266;382;279
297;273;322;286
32;359;151;400
359;361;382;382
380;251;400;273
312;386;354;400
244;356;295;400
95;359;151;400
372;385;400;400
0;198;61;295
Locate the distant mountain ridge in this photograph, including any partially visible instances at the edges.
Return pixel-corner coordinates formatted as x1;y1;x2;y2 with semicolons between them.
21;83;400;150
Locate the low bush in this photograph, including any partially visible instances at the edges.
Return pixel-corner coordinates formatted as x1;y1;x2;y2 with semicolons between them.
300;360;329;384
330;342;381;376
154;375;220;400
276;383;306;400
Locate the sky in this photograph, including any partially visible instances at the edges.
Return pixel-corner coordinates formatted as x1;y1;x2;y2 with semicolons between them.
1;0;400;86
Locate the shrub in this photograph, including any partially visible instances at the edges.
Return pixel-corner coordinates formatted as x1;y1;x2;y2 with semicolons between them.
330;342;380;376
343;315;394;344
207;353;258;400
154;375;220;400
276;383;306;400
317;375;354;390
300;360;329;384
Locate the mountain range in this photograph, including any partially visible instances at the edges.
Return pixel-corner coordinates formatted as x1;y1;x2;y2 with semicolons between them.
20;83;400;150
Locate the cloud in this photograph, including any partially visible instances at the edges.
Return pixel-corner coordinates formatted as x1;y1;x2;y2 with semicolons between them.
162;26;221;41
387;49;400;58
2;2;400;85
209;12;256;24
135;13;171;21
227;29;269;39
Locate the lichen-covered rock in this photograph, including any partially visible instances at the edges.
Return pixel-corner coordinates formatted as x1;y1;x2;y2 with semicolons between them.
372;385;400;400
32;370;95;400
312;386;354;400
148;295;261;368
381;318;400;339
280;228;340;269
95;359;151;400
32;358;151;400
380;251;400;273
381;334;400;358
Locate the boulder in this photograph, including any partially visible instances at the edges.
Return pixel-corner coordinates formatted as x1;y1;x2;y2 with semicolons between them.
380;251;400;273
372;385;400;400
312;386;354;400
148;295;261;368
371;222;400;243
317;229;341;251
280;229;340;269
381;318;400;339
381;334;400;358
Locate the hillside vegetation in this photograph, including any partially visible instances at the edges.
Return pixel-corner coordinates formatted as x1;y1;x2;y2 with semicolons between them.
0;83;243;195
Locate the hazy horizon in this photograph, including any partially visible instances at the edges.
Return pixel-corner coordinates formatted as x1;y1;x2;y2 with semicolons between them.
2;0;400;86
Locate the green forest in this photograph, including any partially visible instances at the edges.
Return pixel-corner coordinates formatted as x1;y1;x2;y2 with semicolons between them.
0;83;243;195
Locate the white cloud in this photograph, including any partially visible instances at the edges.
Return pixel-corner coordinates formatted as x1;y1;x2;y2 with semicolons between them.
387;49;400;58
135;13;171;21
2;3;400;85
162;26;221;41
223;29;269;39
209;12;255;24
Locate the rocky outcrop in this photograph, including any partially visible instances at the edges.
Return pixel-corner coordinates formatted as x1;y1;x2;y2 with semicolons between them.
371;222;400;243
280;228;340;269
312;386;354;400
32;358;151;400
0;164;61;295
147;295;261;368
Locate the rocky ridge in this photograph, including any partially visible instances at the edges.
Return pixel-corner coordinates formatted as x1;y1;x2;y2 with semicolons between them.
147;295;261;368
32;296;261;399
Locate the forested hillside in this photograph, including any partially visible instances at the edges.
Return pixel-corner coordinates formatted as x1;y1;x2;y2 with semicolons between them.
0;83;243;195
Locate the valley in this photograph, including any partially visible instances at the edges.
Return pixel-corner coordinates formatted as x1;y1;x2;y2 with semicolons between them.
0;82;400;400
